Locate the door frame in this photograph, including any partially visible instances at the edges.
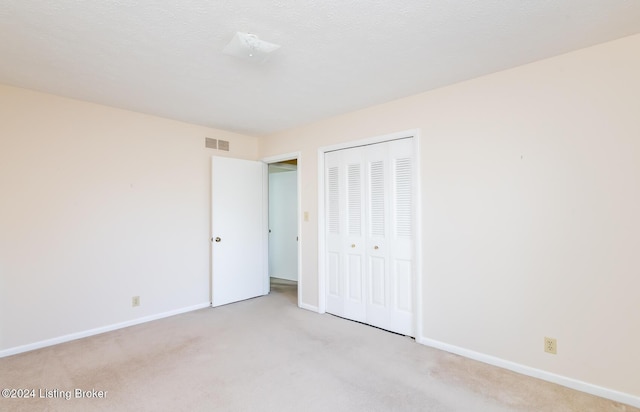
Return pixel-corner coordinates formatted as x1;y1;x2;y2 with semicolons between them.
317;129;423;338
262;152;302;308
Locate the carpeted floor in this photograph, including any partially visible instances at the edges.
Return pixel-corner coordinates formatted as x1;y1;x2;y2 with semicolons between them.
0;278;636;411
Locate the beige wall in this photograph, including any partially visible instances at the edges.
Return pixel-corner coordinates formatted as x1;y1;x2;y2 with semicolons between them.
260;34;640;398
0;84;258;351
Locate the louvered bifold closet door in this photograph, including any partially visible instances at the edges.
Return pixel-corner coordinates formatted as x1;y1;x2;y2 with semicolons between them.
325;149;345;316
325;138;415;337
365;138;414;336
363;142;391;331
387;138;414;336
325;148;367;321
343;147;366;321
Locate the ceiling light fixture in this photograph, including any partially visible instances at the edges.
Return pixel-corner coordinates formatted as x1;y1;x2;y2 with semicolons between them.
222;32;280;63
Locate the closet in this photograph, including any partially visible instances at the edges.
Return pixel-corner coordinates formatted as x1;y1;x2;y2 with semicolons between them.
324;137;415;336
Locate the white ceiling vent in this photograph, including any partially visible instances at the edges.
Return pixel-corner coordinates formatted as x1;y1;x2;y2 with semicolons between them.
223;32;280;63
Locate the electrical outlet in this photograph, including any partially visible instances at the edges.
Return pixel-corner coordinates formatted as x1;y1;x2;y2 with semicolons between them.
132;296;140;307
544;337;557;354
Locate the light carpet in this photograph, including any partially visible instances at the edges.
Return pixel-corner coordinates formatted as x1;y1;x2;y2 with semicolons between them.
0;279;636;412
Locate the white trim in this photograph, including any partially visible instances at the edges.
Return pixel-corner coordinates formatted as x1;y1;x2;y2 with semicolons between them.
418;337;640;409
320;129;420;153
295;155;302;310
262;152;300;164
411;131;423;340
261;162;270;296
262;152;302;309
317;148;326;313
317;128;422;329
0;302;210;358
298;302;320;313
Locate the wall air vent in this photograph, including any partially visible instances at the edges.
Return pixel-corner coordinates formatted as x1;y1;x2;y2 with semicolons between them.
205;138;218;149
218;140;230;151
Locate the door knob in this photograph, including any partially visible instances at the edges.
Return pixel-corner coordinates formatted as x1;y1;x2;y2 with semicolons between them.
351;244;356;248
374;245;379;250
215;237;221;243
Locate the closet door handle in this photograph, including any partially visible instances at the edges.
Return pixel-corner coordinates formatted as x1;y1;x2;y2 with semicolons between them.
215;237;221;243
351;244;356;248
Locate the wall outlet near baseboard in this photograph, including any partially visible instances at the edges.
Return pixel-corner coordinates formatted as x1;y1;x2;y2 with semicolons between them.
544;337;557;354
132;296;140;307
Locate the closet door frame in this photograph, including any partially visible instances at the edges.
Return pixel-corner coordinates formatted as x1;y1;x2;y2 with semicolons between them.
317;129;422;339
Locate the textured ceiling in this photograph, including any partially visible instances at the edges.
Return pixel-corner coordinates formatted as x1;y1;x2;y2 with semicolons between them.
1;1;639;136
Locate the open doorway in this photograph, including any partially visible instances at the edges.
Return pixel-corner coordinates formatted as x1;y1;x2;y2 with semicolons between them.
264;154;301;307
268;160;298;282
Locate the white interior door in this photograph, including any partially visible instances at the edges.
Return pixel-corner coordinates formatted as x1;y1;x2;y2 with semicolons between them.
387;139;415;334
365;138;414;335
325;150;344;316
324;138;415;336
211;156;267;307
363;142;390;330
325;147;367;322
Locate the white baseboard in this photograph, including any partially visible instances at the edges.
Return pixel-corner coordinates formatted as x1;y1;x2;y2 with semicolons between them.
298;302;320;313
270;276;298;282
418;337;640;409
0;302;211;358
